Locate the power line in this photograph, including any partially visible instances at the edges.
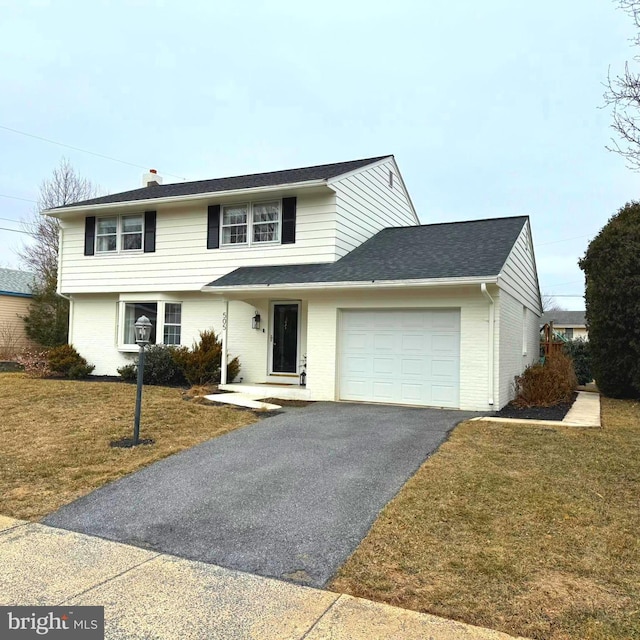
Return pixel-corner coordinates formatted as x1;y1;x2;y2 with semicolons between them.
0;226;28;234
0;216;23;223
0;193;37;203
0;124;187;181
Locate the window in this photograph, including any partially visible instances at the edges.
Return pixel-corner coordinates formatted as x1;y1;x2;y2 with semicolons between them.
163;303;182;345
96;217;117;252
564;327;574;340
252;202;279;243
221;204;248;245
96;214;144;253
119;301;182;348
221;201;280;246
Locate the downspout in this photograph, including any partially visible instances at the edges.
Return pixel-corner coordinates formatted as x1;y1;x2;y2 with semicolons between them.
220;299;229;385
480;283;495;407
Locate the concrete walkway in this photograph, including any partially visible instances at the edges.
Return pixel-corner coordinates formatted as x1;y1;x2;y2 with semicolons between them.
0;516;526;639
471;391;601;428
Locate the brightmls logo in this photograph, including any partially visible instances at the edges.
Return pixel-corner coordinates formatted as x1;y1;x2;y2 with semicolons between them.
1;607;104;639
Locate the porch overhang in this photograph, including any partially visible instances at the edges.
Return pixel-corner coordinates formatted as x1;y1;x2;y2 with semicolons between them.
200;275;499;299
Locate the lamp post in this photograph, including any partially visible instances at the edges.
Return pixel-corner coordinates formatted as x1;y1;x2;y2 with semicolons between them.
133;315;152;445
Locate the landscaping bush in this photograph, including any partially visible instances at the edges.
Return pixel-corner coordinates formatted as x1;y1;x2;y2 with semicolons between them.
514;351;577;407
579;200;640;397
116;346;186;385
46;344;95;379
143;345;185;385
172;330;240;385
563;338;592;385
117;363;137;382
15;350;51;378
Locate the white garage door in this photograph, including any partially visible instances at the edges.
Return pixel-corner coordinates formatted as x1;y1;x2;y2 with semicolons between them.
339;309;460;408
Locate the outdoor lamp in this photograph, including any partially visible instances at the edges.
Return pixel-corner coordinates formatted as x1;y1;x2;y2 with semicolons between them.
252;311;261;330
135;315;152;345
132;315;153;445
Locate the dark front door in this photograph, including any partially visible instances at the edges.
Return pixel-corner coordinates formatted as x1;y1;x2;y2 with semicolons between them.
272;303;299;373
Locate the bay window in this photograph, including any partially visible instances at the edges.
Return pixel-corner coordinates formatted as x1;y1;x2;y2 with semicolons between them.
119;301;182;349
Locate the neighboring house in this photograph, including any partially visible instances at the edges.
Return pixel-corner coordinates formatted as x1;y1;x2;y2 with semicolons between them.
0;268;34;356
540;311;588;341
46;155;542;411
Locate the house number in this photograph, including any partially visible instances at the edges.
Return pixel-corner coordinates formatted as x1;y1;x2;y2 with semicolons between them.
222;312;227;329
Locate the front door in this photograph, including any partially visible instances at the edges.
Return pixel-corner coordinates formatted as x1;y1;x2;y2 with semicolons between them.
271;302;299;374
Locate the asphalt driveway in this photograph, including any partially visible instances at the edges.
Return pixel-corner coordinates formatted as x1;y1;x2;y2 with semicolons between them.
43;402;479;588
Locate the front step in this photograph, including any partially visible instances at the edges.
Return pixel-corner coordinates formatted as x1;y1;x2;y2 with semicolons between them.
219;383;312;401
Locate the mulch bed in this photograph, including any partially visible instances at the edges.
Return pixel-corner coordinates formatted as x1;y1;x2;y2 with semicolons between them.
494;392;578;421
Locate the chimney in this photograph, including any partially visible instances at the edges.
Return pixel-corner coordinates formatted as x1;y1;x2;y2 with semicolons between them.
142;169;163;187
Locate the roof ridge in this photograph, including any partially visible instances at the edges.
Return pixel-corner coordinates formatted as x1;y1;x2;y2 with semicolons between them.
184;155;392;186
379;215;529;232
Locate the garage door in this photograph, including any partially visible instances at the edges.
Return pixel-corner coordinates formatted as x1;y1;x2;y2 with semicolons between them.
339;309;460;408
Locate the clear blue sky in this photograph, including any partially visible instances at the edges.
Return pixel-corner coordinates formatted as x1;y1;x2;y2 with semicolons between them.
0;0;637;310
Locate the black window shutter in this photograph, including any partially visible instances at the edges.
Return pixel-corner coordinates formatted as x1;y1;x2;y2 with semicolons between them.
144;210;156;253
207;205;220;249
282;197;297;244
84;216;96;256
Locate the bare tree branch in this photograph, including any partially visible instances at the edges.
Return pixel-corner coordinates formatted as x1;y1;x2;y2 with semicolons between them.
19;158;98;287
542;294;565;313
605;1;640;169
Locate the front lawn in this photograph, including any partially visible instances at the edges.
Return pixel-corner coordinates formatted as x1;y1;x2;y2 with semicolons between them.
0;374;256;520
330;398;640;640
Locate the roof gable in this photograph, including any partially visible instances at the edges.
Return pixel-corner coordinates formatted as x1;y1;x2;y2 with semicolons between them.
52;156;392;210
206;216;529;288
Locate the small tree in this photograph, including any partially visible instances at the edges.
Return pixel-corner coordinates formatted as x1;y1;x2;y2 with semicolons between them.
19;159;98;347
579;201;640;397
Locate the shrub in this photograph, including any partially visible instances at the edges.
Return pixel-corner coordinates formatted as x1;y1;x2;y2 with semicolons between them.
46;344;94;379
117;363;137;382
116;346;185;385
579;201;640;397
514;351;577;407
563;339;592;386
172;330;240;385
15;350;51;378
143;345;185;385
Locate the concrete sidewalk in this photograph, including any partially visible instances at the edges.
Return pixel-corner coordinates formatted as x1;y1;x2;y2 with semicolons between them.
0;516;526;640
470;391;601;428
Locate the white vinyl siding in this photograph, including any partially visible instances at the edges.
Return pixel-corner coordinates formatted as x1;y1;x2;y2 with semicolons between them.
331;158;418;257
57;190;338;293
498;221;542;315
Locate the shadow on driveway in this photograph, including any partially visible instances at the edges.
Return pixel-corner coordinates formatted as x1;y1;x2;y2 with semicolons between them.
43;402;480;587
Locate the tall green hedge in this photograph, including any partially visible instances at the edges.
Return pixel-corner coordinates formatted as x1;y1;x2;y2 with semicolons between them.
579;201;640;397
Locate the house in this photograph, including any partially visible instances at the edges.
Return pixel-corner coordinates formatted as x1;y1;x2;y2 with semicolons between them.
540;311;587;341
46;155;542;411
0;268;34;357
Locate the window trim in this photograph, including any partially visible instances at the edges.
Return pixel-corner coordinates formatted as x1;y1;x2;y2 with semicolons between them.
117;300;182;351
220;199;282;248
96;213;145;254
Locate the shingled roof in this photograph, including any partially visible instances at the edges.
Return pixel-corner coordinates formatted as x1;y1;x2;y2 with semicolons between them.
53;156;391;209
0;268;35;296
540;311;586;326
205;216;529;288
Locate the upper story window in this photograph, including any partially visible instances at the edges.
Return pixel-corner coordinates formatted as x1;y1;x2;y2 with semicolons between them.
221;201;281;247
96;214;144;253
